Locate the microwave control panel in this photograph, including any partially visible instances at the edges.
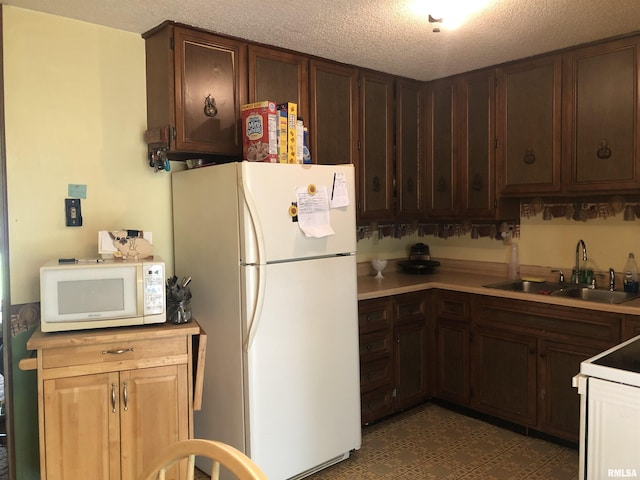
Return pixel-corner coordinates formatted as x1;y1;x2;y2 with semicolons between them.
144;263;165;314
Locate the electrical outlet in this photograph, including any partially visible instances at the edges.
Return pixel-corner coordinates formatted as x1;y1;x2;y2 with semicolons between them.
65;198;82;227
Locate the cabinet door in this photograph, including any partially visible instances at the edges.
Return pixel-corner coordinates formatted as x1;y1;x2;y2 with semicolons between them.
458;70;496;218
172;27;247;156
426;77;457;217
120;365;189;480
538;341;601;443
309;60;359;165
248;45;309;124
471;324;537;427
359;71;395;220
623;315;640;340
394;293;428;410
496;54;562;194
563;36;640;192
435;318;470;405
43;372;121;480
396;79;426;220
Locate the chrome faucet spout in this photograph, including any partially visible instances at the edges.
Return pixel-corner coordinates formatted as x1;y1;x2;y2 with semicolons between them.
575;240;587;283
609;268;615;291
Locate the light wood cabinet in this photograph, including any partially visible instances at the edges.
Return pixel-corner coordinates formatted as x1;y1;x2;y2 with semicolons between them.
496;54;562;195
27;323;204;480
309;60;359;165
248;45;309;124
144;22;247;159
562;35;640;193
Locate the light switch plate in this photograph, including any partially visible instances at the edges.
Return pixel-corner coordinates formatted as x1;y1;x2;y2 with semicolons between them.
65;198;82;227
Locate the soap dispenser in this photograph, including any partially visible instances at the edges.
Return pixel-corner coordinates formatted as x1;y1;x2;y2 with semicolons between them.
623;252;639;293
508;243;520;280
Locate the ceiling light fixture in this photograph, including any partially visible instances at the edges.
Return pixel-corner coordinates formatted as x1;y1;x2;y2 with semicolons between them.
428;14;443;32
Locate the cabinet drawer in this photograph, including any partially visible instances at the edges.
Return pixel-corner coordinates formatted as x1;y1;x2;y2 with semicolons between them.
360;357;393;393
435;291;469;320
395;293;426;321
361;385;394;424
41;337;187;369
358;298;392;333
359;330;393;361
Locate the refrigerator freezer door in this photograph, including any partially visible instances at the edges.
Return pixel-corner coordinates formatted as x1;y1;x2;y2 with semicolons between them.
238;162;357;264
243;254;361;479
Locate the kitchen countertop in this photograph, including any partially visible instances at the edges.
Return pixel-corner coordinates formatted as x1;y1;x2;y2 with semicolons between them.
358;261;640;316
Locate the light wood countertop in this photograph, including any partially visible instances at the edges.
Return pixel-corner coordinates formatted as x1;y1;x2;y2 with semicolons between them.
358;259;640;316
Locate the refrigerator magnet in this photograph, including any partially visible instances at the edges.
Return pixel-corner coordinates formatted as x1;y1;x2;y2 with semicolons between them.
288;203;299;222
307;184;317;195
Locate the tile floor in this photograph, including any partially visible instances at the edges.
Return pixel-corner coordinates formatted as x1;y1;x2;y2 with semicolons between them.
196;403;579;479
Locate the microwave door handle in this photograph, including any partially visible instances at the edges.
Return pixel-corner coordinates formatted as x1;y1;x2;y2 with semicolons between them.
243;265;266;352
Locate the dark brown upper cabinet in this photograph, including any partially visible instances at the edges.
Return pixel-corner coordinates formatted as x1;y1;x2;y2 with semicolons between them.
562;35;640;193
458;69;497;219
425;77;458;218
496;54;562;196
248;45;309;126
144;23;247;158
358;71;395;221
396;79;426;220
309;60;359;165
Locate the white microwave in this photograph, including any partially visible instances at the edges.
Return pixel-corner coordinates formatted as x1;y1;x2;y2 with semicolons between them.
40;257;166;332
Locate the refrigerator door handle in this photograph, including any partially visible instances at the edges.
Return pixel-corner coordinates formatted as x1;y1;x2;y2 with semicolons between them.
239;165;266;266
244;264;266;351
240;171;267;351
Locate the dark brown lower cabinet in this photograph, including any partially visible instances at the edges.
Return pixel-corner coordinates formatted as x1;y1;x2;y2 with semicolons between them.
471;295;621;443
434;291;470;405
470;324;538;427
358;292;428;424
538;340;602;440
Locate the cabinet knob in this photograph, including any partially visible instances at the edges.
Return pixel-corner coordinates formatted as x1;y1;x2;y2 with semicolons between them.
523;147;536;165
204;94;218;117
366;344;372;351
597;140;612;159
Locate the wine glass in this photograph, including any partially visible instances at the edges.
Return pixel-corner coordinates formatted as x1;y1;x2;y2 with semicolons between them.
371;259;388;279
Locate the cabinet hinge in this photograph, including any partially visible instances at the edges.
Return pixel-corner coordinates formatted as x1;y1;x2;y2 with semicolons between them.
494;138;498;149
392;388;397;398
469;332;474;342
469;387;474;398
357;140;361;151
172;127;177;140
170;36;174;51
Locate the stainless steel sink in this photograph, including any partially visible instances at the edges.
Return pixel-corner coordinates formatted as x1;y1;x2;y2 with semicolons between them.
484;279;565;295
551;287;640;304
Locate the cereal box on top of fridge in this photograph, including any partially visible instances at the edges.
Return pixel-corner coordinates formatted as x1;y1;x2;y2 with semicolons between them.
277;102;297;164
241;101;278;162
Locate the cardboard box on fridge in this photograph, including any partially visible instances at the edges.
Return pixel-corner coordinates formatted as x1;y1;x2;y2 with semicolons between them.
241;101;278;162
277;109;288;164
277;102;297;164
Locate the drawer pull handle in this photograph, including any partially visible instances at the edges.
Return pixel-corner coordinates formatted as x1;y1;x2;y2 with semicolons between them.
123;381;129;411
102;348;134;355
111;383;117;413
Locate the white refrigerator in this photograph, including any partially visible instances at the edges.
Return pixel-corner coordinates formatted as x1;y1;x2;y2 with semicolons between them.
172;162;362;479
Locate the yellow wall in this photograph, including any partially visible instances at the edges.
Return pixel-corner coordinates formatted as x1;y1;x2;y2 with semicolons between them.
357;213;640;275
4;6;176;305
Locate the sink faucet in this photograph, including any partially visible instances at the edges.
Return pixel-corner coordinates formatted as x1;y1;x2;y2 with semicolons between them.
575;239;587;283
609;268;615;291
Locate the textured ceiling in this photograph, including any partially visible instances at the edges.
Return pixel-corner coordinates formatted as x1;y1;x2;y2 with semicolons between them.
3;0;640;81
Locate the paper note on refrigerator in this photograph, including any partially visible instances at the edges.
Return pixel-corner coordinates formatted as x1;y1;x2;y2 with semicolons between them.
329;171;350;208
295;186;335;238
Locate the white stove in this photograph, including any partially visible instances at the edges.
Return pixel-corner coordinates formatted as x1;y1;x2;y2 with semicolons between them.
574;335;640;480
